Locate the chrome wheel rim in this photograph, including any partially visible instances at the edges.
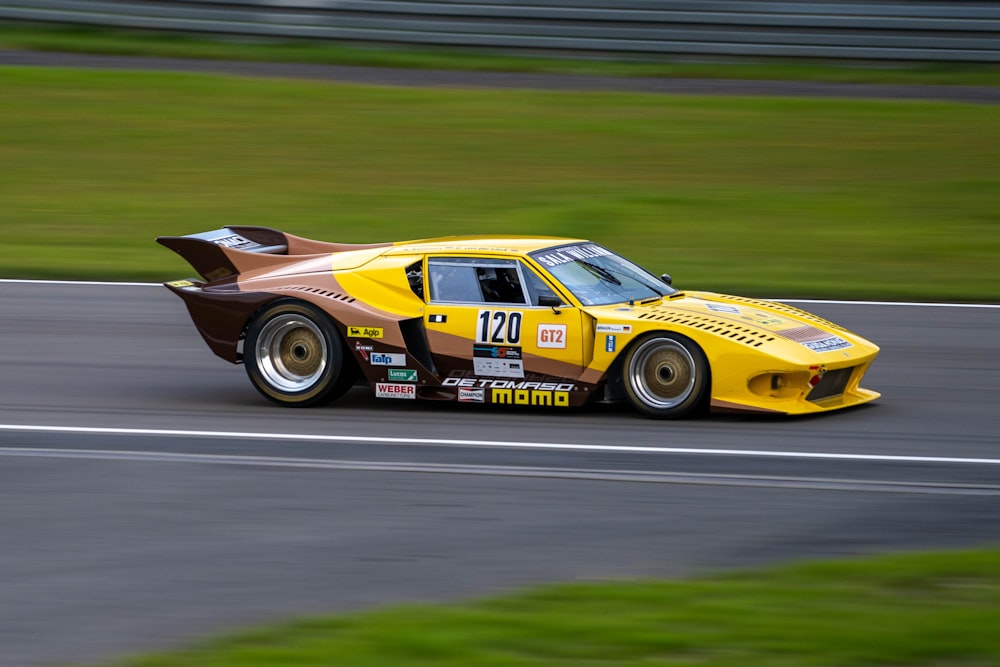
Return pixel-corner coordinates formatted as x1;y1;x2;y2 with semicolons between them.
628;338;696;409
255;314;328;392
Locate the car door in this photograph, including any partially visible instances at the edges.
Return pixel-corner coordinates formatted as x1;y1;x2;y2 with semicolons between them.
422;256;583;400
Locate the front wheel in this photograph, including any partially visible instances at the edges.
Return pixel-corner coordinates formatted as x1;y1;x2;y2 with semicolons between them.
244;300;354;407
622;333;709;419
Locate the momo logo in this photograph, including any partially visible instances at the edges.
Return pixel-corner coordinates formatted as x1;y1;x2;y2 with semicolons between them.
536;324;566;349
492;388;570;407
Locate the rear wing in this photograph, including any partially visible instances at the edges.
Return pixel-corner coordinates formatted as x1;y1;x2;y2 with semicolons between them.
157;226;392;282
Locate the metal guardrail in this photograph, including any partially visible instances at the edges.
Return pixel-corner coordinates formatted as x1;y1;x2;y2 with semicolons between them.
1;0;998;62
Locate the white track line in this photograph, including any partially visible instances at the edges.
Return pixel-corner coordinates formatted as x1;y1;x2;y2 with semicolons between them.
2;279;997;308
1;424;998;466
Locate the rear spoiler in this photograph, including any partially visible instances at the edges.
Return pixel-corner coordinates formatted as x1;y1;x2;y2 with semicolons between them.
157;226;392;283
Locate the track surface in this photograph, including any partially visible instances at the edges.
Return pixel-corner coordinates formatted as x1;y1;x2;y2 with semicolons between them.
1;281;999;665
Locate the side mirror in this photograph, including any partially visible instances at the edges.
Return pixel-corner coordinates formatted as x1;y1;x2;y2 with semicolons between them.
661;273;673;286
538;294;563;313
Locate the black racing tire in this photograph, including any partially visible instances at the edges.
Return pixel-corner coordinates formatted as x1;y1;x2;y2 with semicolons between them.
243;300;354;407
621;333;710;419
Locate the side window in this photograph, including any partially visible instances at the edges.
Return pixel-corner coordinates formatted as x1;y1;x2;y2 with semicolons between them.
428;257;529;304
406;260;423;299
428;258;484;303
475;266;526;305
520;262;562;306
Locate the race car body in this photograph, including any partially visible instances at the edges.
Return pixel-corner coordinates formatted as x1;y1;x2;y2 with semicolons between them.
158;226;880;418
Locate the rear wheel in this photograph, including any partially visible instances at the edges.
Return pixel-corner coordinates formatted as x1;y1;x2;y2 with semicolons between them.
622;333;709;419
244;301;354;406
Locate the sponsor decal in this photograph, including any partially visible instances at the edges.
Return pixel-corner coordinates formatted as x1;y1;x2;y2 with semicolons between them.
595;323;632;334
473;357;524;379
477;310;523;345
457;387;485;403
474;345;521;360
348;326;383;338
473;345;523;377
370;352;406;366
428;314;447;323
706;303;741;314
444;377;575;392
605;335;616;353
214;234;260;251
537;324;567;349
492;388;570;407
375;383;415;399
387;368;418;382
802;337;853;353
534;244;613;268
354;341;373;360
166;279;196;288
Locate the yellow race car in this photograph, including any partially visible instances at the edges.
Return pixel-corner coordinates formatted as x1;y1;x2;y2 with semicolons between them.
158;227;879;418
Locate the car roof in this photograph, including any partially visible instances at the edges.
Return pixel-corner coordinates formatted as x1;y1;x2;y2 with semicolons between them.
384;235;587;257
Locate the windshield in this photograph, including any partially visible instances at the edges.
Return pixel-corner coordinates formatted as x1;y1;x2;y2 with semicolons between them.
531;243;676;306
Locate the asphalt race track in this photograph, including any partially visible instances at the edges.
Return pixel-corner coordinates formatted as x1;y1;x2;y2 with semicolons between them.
1;281;999;666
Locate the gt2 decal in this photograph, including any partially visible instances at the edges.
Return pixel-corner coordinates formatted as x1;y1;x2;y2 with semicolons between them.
477;310;522;345
537;324;566;349
605;335;616;353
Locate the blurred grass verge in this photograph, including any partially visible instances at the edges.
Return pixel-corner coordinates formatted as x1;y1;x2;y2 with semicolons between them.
91;547;1000;666
3;22;1000;85
1;66;998;300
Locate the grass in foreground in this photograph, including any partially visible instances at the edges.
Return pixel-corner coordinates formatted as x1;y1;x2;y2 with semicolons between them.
94;547;1000;666
2;67;999;300
3;22;1000;86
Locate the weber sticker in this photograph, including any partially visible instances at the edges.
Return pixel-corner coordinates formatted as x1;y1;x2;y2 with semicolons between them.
375;383;415;399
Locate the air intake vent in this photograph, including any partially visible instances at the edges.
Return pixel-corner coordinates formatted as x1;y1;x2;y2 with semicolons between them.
286;286;356;303
808;367;855;402
637;310;775;348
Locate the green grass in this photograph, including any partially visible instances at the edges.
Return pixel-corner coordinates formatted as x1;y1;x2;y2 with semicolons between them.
4;22;1000;86
1;66;999;300
90;547;1000;666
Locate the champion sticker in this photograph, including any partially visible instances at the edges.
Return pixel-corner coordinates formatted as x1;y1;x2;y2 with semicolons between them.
458;387;485;403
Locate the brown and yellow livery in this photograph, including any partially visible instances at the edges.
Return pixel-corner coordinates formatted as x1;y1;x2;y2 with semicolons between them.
158;226;880;418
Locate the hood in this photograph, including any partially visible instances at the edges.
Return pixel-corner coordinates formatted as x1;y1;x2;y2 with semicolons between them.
586;291;875;355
